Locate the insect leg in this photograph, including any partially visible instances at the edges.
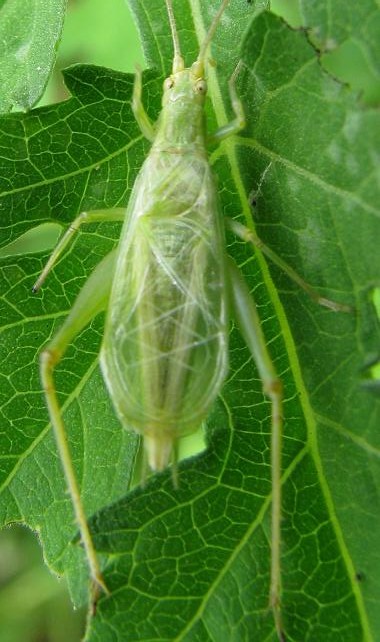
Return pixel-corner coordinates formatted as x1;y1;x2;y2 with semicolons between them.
132;66;155;142
227;217;352;313
40;250;117;605
226;255;285;642
208;61;245;144
32;208;125;292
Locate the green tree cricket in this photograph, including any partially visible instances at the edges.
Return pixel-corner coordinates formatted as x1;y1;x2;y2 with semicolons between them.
33;1;351;639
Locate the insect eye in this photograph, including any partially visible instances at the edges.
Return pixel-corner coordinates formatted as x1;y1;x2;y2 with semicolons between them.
195;79;207;94
164;77;174;90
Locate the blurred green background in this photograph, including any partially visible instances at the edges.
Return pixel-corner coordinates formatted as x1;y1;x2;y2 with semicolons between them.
0;0;378;640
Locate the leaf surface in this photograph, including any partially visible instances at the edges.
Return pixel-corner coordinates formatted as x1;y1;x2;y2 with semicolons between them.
0;1;379;640
0;0;67;113
299;0;380;104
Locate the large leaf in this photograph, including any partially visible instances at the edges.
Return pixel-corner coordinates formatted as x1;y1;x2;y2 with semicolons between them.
0;1;379;640
0;0;67;113
299;0;380;105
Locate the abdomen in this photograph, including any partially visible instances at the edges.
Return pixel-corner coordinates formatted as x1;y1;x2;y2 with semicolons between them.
100;152;228;444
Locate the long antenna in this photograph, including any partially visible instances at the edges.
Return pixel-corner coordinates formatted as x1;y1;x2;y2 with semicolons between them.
196;0;230;69
165;0;184;72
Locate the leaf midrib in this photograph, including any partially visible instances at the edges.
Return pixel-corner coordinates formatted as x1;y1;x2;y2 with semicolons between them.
190;1;372;638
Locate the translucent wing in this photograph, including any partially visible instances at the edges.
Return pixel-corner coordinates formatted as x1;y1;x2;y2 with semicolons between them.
100;150;228;447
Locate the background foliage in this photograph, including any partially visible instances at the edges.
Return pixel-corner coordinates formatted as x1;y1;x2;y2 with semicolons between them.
0;0;379;641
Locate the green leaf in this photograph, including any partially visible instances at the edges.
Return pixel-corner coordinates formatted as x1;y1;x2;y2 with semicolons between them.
0;0;67;113
299;0;380;105
0;1;379;640
0;62;146;604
